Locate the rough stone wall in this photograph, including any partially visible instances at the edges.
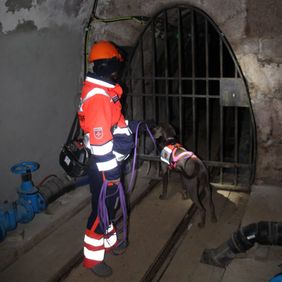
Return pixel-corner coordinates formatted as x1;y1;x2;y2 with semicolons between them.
90;0;282;185
239;0;282;185
0;0;93;201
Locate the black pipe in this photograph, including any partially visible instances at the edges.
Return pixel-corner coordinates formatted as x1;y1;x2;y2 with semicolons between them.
201;221;282;268
38;177;76;205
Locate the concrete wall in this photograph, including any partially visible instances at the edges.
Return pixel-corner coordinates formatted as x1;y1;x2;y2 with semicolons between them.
90;0;282;185
0;0;281;201
0;0;93;201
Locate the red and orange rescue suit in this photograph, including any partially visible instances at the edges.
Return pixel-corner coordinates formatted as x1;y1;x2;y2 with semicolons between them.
78;74;133;268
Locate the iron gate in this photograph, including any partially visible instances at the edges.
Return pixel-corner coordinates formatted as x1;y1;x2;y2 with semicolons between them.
123;5;256;191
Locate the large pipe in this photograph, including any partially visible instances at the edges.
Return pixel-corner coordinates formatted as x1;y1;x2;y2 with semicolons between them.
38;175;75;205
201;221;282;268
0;162;75;242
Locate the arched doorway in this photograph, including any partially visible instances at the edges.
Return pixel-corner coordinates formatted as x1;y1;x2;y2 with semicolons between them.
124;5;256;191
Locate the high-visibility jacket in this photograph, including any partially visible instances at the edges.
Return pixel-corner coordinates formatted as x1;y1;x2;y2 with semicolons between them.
78;75;133;180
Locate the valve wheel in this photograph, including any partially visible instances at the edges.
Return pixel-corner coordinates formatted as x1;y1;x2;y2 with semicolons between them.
10;161;39;175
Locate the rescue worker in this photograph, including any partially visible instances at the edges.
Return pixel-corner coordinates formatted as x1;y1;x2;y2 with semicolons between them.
77;40;134;277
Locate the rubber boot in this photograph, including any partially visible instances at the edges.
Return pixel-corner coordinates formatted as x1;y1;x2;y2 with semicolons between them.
91;262;113;277
112;240;128;256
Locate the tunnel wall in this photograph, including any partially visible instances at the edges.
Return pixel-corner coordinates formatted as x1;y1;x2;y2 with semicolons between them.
0;0;93;201
0;0;281;201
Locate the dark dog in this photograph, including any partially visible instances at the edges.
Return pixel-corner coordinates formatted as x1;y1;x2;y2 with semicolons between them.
153;123;217;228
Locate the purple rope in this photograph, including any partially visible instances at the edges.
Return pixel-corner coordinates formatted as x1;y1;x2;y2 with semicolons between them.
127;121;157;193
98;181;128;242
127;122;141;193
117;182;128;243
98;181;110;233
145;123;157;148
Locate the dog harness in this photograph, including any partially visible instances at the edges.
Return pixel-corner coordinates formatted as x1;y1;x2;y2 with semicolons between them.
161;143;194;169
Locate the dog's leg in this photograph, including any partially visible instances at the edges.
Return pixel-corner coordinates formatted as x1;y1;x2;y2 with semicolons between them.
180;174;189;200
160;165;169;200
201;166;217;224
184;176;206;228
196;183;206;228
206;184;217;223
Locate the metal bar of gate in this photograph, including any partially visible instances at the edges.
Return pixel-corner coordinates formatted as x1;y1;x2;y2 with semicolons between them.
128;63;133;121
123;92;223;99
140;39;147;154
151;20;157;123
234;107;238;185
138;154;251;169
178;8;183;143
219;36;224;184
127;76;232;81
191;9;196;151
234;64;239;185
205;18;210;161
249;118;254;185
164;10;170;122
140;39;145;121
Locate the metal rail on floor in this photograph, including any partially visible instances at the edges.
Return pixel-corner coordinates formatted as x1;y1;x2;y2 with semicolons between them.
140;202;198;282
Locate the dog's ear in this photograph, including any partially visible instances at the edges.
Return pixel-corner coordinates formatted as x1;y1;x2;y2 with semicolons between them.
160;123;176;139
167;124;176;137
152;126;163;139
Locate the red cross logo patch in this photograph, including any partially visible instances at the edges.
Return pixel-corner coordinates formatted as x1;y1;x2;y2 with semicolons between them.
94;127;103;139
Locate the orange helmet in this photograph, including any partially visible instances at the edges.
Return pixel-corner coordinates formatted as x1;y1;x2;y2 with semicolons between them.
89;40;123;63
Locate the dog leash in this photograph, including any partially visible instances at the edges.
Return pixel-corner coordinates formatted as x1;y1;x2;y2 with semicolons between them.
98;180;127;244
127;121;157;193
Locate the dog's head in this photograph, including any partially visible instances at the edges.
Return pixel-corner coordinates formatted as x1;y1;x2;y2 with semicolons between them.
152;123;177;149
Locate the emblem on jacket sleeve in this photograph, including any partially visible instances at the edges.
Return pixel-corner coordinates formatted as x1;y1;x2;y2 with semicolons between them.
94;127;103;139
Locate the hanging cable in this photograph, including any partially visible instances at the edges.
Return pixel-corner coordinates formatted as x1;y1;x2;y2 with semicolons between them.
93;15;150;24
83;0;150;74
92;0;149;24
83;0;98;76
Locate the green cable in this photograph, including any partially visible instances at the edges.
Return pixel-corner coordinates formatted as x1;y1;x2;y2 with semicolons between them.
84;15;150;71
92;15;150;24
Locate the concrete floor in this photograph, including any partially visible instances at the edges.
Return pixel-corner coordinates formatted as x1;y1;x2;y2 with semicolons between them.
64;183;282;282
0;170;281;282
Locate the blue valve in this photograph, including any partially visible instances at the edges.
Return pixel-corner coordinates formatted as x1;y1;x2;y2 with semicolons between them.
269;273;282;282
10;161;39;175
11;161;39;194
0;161;47;242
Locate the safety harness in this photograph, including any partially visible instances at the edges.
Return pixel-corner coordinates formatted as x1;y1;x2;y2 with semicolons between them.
161;143;194;169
